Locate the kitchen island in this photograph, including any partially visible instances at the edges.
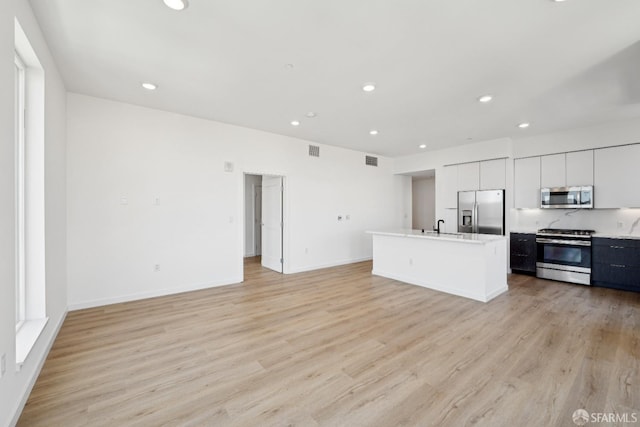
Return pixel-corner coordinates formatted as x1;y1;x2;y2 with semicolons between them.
368;229;508;302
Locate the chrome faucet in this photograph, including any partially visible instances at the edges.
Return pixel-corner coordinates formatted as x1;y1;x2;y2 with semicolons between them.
434;219;445;234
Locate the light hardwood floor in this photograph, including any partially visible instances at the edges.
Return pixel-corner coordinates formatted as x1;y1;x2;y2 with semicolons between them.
18;258;640;426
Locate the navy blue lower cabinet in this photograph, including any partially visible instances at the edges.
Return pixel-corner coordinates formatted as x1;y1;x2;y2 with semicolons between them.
510;233;536;274
591;237;640;292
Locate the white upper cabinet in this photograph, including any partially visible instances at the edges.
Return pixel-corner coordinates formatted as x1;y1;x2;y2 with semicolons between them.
514;157;541;209
443;159;505;208
594;144;640;208
541;150;594;188
442;165;458;209
480;158;506;190
540;154;565;188
457;162;480;191
566;150;594;186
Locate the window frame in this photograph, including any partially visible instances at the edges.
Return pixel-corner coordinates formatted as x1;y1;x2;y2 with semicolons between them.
15;52;26;332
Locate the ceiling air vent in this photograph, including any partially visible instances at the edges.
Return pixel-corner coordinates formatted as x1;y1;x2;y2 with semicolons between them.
308;145;320;157
365;155;378;167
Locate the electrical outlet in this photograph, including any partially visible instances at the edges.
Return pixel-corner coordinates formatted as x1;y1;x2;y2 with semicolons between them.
1;353;6;377
305;247;309;254
346;214;351;220
617;221;624;229
154;264;160;272
409;258;413;266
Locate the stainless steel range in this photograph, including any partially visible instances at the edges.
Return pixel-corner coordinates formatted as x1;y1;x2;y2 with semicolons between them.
536;228;595;285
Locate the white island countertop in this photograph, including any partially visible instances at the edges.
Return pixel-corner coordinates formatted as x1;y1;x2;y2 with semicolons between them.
367;229;507;244
368;229;508;302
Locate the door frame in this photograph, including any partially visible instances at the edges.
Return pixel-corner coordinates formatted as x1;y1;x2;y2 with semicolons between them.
241;172;288;280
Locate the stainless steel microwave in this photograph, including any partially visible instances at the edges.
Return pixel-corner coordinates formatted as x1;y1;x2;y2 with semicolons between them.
540;186;593;209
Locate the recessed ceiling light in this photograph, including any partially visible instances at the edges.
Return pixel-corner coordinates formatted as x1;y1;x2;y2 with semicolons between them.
290;120;300;126
305;112;317;118
552;0;567;2
362;83;376;92
163;0;188;10
518;122;530;129
419;144;427;149
369;130;379;135
478;95;493;103
141;82;157;90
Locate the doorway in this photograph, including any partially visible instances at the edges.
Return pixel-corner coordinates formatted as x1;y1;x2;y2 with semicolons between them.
244;173;284;274
244;174;262;258
411;170;436;230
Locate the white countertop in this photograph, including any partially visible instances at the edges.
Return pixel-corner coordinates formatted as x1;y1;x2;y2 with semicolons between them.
510;229;537;234
593;233;640;240
367;229;507;244
507;231;640;240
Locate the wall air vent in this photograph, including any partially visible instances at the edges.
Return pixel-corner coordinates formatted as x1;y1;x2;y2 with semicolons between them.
308;145;320;157
365;155;378;167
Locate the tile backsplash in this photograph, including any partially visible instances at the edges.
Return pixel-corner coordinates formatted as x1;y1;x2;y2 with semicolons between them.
510;208;640;236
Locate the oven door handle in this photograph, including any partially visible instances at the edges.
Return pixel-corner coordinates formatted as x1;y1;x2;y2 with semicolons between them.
536;238;591;246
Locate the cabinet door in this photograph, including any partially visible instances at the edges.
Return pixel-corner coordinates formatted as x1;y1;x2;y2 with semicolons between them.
509;233;536;273
442;165;458;209
595;144;640;208
566;150;593;186
540;153;565;188
457;162;480;191
514;157;541;209
480;158;506;190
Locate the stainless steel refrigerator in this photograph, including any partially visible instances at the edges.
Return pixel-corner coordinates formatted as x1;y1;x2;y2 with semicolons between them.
458;189;505;235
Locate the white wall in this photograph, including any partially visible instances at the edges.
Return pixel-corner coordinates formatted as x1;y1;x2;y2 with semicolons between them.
412;177;435;230
244;174;262;257
512;117;640;158
0;1;67;426
67;93;406;309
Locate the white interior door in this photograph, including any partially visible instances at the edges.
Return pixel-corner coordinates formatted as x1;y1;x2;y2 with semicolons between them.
261;176;283;273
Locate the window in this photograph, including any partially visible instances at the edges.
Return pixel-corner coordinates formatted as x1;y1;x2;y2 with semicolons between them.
14;52;26;332
15;18;48;367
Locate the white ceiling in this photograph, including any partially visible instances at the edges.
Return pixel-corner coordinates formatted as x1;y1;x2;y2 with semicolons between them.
29;0;640;157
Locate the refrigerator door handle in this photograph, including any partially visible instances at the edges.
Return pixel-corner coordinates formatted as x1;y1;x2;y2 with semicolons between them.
473;202;478;233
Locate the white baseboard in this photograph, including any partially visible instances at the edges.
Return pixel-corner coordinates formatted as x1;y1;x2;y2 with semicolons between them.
485;285;509;301
287;257;372;274
372;269;507;303
10;309;67;427
68;277;243;311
